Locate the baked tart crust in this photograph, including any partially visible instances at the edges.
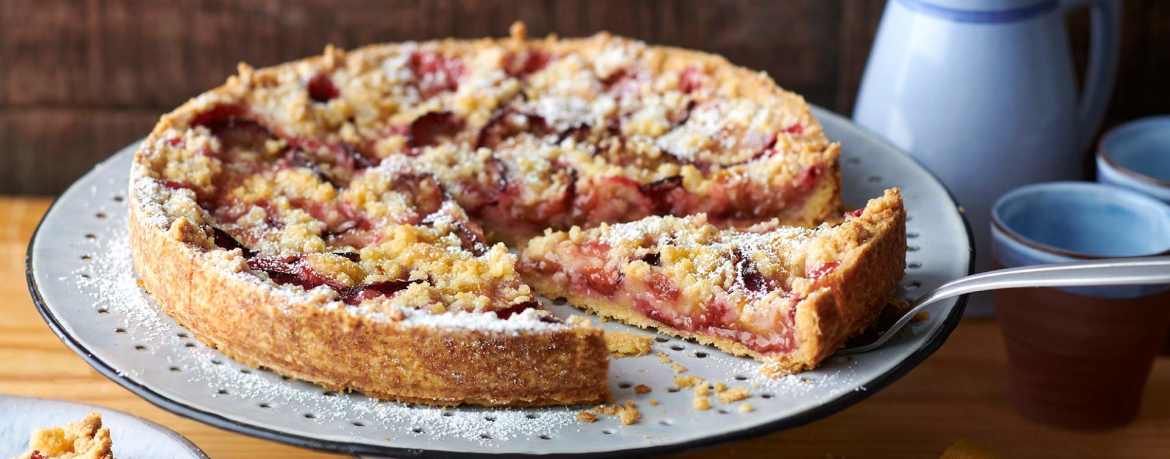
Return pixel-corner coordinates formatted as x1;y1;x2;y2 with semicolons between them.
128;23;889;406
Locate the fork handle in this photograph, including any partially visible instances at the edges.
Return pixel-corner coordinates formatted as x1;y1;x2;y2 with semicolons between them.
835;256;1170;355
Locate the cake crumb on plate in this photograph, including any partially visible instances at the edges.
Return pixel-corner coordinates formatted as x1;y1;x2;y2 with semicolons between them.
605;330;654;358
718;387;751;404
595;401;641;425
673;375;703;388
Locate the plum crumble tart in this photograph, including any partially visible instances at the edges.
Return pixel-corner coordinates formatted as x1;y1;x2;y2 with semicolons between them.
128;22;891;406
520;189;906;374
9;413;114;459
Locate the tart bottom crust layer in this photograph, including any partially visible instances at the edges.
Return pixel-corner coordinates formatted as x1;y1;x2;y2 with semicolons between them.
129;209;610;406
523;191;906;376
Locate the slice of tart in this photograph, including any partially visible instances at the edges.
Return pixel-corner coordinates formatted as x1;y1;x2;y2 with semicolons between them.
520;189;907;374
9;413;114;459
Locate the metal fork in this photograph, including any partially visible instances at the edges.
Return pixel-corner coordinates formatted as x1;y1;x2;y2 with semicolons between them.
835;256;1170;355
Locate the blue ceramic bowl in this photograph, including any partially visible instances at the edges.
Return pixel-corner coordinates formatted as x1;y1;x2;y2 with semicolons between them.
991;181;1170;298
1097;116;1170;202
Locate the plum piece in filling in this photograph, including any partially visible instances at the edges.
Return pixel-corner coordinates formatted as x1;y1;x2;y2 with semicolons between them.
519;189;907;374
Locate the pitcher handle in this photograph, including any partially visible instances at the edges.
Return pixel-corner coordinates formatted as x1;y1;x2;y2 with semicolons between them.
1060;0;1121;152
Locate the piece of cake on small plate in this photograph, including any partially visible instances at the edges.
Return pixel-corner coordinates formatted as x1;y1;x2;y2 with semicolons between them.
8;413;114;459
520;189;906;375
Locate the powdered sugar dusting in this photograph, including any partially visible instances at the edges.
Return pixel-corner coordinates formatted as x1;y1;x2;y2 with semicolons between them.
75;230;171;344
180;348;582;444
654;103;724;162
596;213;824;278
396;305;568;333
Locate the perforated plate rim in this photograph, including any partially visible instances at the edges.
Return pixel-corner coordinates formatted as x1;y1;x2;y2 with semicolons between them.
26;106;974;458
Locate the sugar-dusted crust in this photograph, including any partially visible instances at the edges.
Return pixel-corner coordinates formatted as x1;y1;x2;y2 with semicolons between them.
128;205;609;406
10;413;114;459
521;189;906;375
128;23;846;406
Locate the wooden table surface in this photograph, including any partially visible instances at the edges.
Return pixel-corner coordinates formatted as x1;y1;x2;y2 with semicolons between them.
3;196;1169;458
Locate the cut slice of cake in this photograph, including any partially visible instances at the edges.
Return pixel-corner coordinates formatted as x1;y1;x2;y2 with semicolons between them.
9;413;114;459
519;189;907;374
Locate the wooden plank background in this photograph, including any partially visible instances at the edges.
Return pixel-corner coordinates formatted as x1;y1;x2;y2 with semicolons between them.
0;0;1166;195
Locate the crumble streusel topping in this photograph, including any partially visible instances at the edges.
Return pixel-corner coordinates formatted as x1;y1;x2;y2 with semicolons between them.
10;413;114;459
132;23;838;322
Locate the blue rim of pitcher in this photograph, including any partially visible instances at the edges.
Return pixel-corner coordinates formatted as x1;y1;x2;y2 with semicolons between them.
894;0;1057;23
1097;116;1170;188
991;181;1170;260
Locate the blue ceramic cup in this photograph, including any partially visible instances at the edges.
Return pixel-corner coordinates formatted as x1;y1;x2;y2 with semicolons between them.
1097;116;1170;358
993;181;1170;297
1097;116;1170;203
991;181;1170;430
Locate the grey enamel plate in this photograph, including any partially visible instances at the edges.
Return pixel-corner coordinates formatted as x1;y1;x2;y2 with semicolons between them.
26;106;972;458
0;395;209;459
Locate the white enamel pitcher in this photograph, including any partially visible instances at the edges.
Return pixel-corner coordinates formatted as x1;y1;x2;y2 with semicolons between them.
853;0;1121;316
